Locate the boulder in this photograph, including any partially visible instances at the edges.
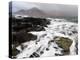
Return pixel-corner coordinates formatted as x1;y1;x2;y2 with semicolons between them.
54;37;73;55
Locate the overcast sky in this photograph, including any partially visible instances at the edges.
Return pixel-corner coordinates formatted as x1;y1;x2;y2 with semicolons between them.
10;1;78;17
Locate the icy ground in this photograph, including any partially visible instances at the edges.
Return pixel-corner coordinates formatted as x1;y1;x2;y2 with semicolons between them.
16;18;78;58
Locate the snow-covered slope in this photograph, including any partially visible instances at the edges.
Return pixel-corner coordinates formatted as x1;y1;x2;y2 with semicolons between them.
16;18;78;58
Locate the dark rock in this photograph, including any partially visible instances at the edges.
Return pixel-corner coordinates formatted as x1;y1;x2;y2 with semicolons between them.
48;40;54;44
40;51;44;54
75;41;78;54
61;49;70;55
72;31;77;34
55;53;63;56
12;47;20;57
12;31;37;45
68;33;72;36
29;55;34;58
12;17;50;32
46;48;49;51
53;47;58;49
32;52;40;57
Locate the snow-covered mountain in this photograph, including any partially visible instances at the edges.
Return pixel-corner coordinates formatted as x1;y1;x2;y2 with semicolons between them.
14;18;78;58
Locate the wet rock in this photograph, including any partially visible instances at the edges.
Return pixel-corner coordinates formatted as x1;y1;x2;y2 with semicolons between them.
68;33;72;36
55;53;63;56
11;47;20;58
55;37;72;50
46;48;49;51
32;52;40;57
33;25;45;31
55;37;73;55
12;17;50;32
53;47;58;49
12;31;37;45
61;49;70;55
48;40;54;44
40;51;44;54
29;55;34;58
29;52;40;58
72;30;77;34
75;40;78;54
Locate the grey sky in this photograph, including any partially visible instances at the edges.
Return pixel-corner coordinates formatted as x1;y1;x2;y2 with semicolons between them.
11;1;78;17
